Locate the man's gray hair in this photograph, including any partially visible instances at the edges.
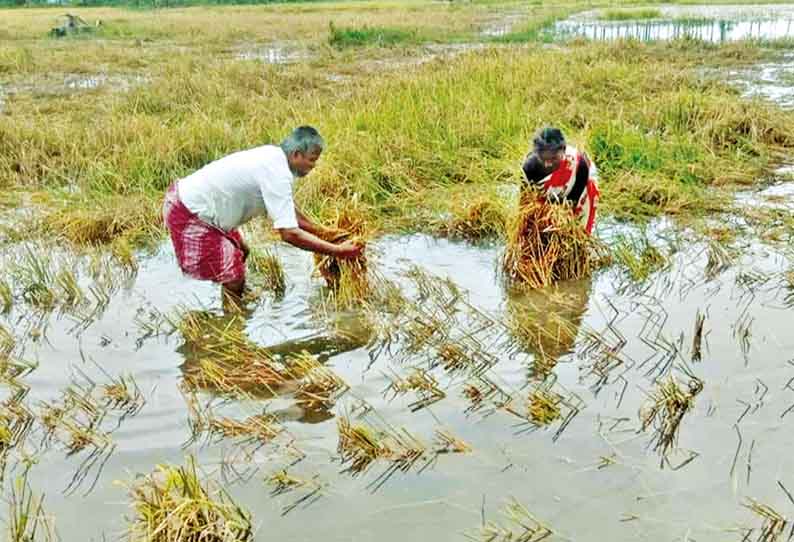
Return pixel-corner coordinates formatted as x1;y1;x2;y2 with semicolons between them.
280;126;325;155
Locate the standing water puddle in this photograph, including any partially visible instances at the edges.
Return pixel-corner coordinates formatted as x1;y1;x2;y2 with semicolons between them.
2;222;793;541
555;4;794;42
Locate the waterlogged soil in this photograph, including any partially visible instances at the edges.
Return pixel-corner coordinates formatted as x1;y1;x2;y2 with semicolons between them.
556;4;794;42
3;215;794;541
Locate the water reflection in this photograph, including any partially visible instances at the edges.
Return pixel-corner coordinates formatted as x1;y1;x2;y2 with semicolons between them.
176;308;367;424
555;18;794;42
504;277;592;379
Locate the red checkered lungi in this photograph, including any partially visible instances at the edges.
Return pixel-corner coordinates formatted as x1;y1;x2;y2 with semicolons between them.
163;183;246;284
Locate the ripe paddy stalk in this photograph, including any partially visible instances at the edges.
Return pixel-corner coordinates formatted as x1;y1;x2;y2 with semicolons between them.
7;473;54;542
502;198;603;290
248;248;286;298
612;235;666;282
337;417;389;475
123;455;253;542
743;498;788;542
0;279;12;313
314;209;371;306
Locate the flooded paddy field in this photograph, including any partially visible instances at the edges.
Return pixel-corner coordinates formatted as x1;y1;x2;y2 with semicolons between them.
2;1;794;541
2;215;794;541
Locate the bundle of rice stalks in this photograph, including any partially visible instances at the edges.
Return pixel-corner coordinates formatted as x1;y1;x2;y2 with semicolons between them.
465;498;553;542
384;368;445;412
0;401;34;453
743;498;788;542
122;456;253;542
639;371;704;465
247;248;286;298
502;198;605;289
336;417;390;475
313;209;370;306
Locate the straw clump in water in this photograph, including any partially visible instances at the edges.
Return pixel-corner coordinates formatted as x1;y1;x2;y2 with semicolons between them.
502;198;604;290
121;455;253;542
639;372;704;465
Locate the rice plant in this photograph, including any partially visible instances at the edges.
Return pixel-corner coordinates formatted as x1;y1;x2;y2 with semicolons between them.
247;247;286;298
122;455;253;542
7;473;56;542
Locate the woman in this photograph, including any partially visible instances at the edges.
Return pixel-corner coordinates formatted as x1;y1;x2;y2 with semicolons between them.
521;127;600;235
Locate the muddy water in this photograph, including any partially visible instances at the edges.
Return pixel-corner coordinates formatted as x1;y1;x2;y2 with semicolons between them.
2;216;793;541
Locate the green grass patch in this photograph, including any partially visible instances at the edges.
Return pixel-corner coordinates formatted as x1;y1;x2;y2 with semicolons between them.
600;8;662;21
328;21;418;48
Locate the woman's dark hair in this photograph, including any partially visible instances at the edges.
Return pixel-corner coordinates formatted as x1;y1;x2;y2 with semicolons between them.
533;127;566;153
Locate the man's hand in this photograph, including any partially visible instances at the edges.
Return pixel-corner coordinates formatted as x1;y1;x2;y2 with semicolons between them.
334;241;364;260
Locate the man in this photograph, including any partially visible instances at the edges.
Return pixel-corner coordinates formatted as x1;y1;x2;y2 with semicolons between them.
521;126;600;235
163;126;362;303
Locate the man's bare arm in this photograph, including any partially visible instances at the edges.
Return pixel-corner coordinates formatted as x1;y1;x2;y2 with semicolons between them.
294;207;327;237
278;228;361;259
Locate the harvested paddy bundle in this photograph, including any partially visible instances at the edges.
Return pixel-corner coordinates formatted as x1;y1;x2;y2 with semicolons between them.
123;456;253;542
502;198;604;290
313;209;370;306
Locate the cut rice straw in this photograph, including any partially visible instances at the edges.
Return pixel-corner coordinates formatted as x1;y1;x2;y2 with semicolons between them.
502;198;605;289
314;208;371;306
